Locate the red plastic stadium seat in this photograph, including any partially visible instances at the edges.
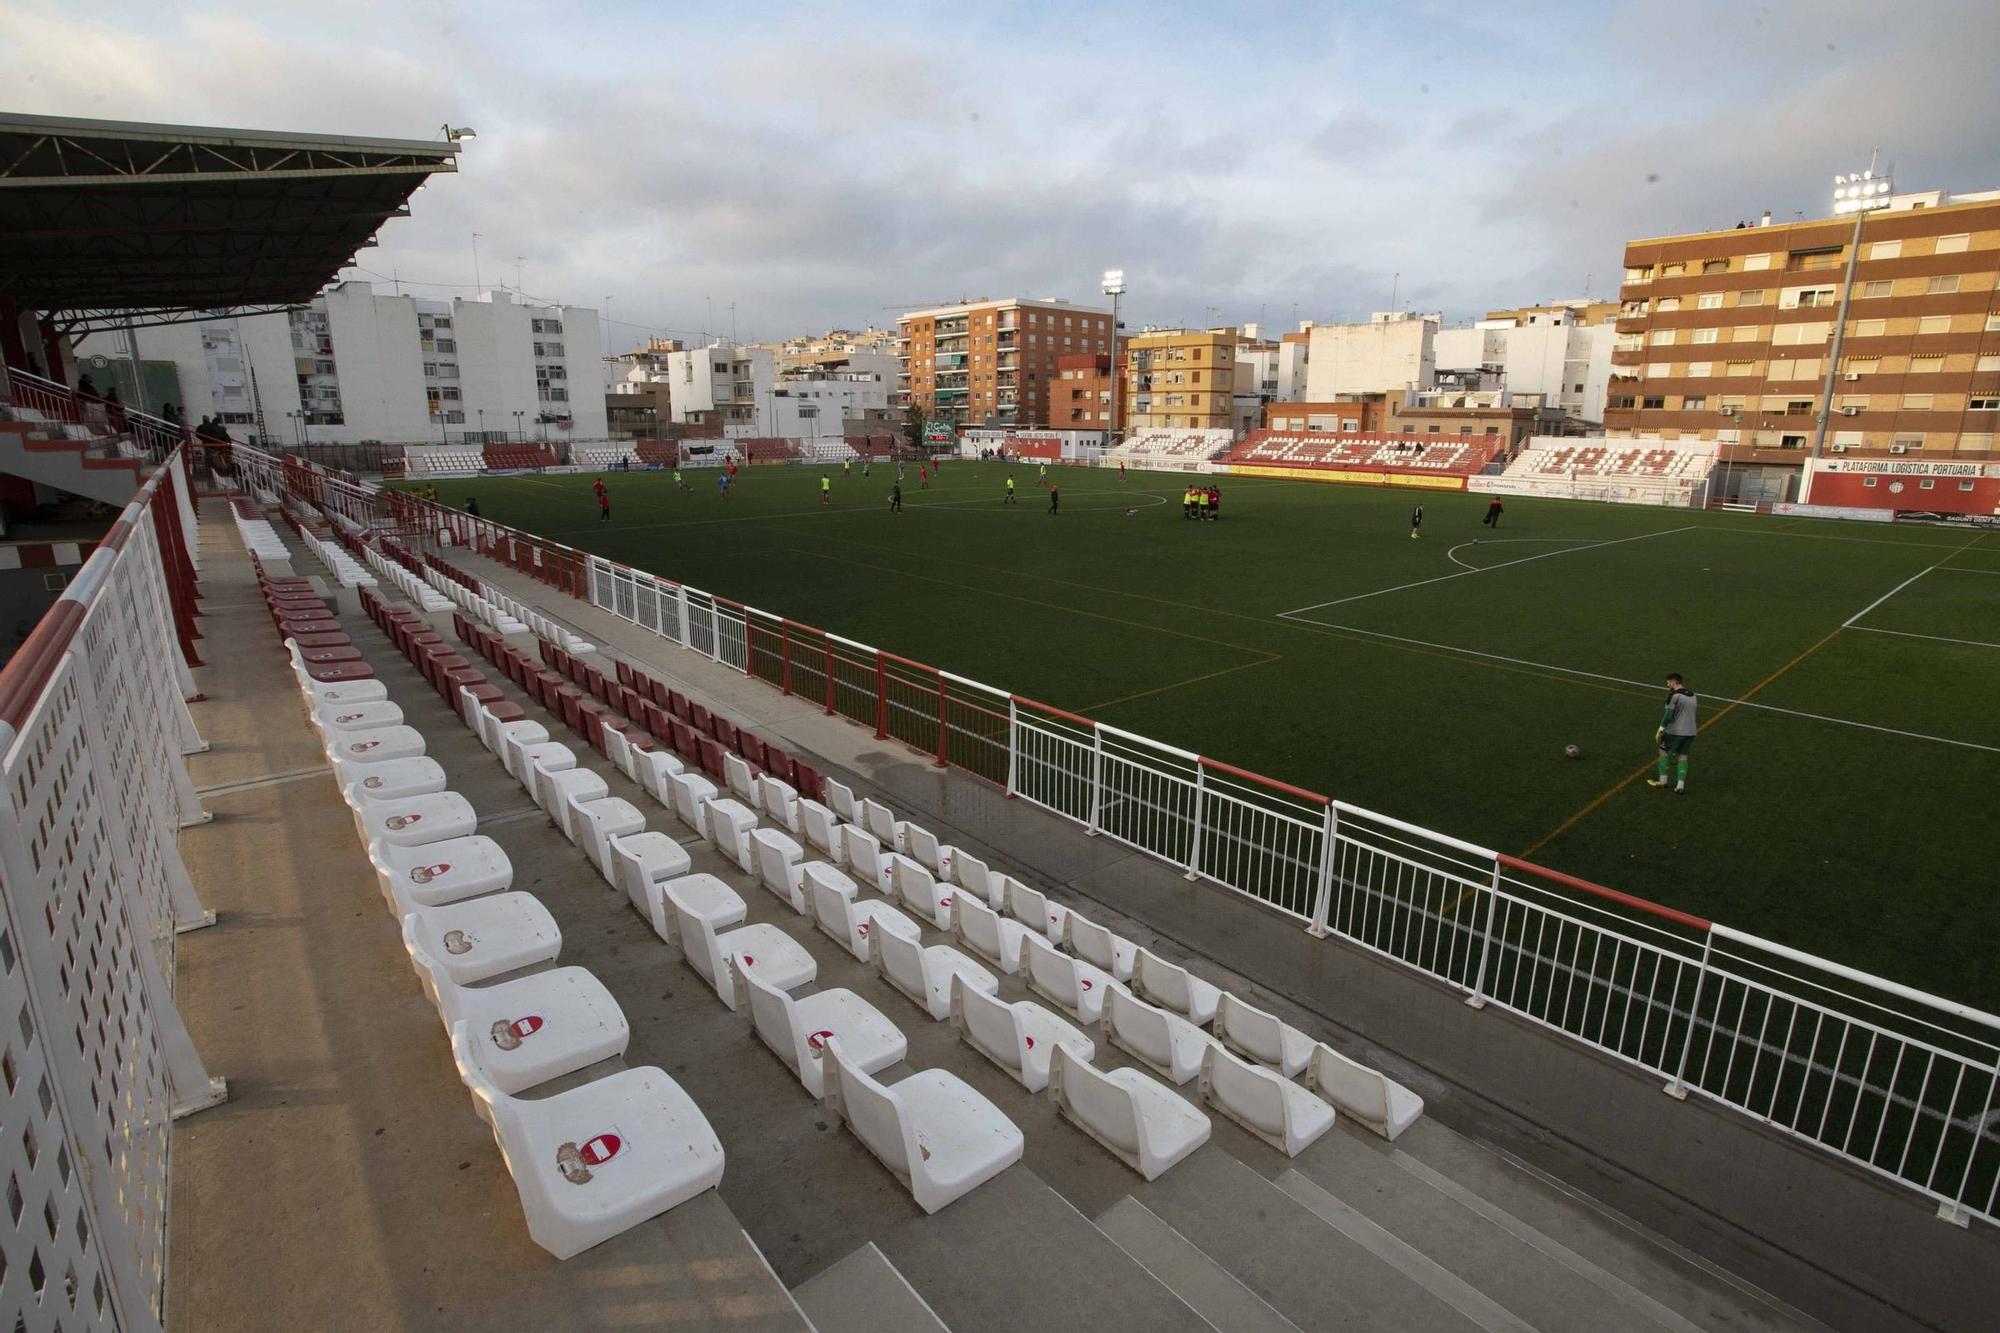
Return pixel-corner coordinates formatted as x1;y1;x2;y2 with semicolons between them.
690;702;712;734
792;760;824;803
737;734;766;769
763;749;797;787
670;719;697;760
697;737;725;782
616;660;635;689
712;718;738;753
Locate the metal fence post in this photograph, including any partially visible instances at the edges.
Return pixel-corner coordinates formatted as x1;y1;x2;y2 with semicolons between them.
934;675;950;768
1086;725;1104;835
823;638;837;715
1306;802;1338;937
1941;1062;2000;1227
874;653;889;739
1005;696;1019;797
781;623;793;695
1665;931;1716;1100
1185;763;1206;881
1465;858;1503;1009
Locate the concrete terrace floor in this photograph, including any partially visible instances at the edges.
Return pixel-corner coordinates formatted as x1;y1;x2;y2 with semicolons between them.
161;497;2000;1333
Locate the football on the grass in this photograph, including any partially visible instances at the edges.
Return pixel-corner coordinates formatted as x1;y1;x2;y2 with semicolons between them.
1564;744;1581;759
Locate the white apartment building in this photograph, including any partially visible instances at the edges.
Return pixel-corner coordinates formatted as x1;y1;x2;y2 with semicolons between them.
663;341;895;438
1304;312;1440;399
1433;305;1616;425
82;283;606;445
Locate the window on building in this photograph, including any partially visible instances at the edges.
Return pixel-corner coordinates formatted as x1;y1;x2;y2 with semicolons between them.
1688;362;1712;377
1737;289;1764;306
1772;322;1829;345
1682;395;1708;410
1909;354;1945;373
1862;477;1878;488
1641;396;1666;409
1661;262;1686;277
1917;315;1952;335
434;317;452;330
1697;292;1724;309
1728;326;1755;342
1902;393;1934;410
435;339;456;353
1691;328;1719;344
1970;397;2000;411
1925;275;1961;296
1725;360;1753;376
1657;297;1682;313
1862;280;1892;298
1961;480;1978;491
1702;258;1729;274
1650;329;1676;345
1935;233;1970;255
1893;434;1924;450
1781;285;1837;309
1868;240;1903;260
1853;318;1887;337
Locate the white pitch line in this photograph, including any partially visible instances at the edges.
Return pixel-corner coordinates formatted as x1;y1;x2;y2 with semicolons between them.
1282;615;2000;754
1278;525;1696;616
1849;625;2000;651
1841;533;1989;629
1444;537;1590;572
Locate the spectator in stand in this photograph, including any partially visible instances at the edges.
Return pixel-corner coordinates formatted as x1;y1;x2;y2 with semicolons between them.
209;418;234;445
103;385;126;432
75;372;99;399
161;401;183;429
194;415;218;441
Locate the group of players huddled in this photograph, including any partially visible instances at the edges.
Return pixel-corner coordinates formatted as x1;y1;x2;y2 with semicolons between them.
1181;483;1222;520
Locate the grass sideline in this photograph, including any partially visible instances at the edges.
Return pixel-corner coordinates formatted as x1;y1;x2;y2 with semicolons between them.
423;460;2000;1010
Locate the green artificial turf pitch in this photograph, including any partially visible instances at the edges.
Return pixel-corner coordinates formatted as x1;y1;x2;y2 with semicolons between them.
430;461;2000;1009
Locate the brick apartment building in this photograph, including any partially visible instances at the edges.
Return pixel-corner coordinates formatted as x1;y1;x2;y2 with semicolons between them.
1123;327;1237;430
1606;188;2000;456
1050;353;1114;428
896;298;1112;428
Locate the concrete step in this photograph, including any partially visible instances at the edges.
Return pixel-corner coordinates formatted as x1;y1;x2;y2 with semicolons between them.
1288;1124;1696;1333
652;1191;815;1332
1095;1195;1301;1333
877;1166;1210;1333
1388;1121;1825;1333
794;1242;950;1333
1138;1150;1479;1331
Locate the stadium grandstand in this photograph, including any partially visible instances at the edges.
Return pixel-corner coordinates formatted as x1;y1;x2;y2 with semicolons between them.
1221;430;1505;488
1104;427;1235;468
0;112;1993;1333
1472;437;1720;507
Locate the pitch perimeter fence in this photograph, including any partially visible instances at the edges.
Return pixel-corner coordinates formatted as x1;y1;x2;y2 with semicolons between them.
306;458;2000;1229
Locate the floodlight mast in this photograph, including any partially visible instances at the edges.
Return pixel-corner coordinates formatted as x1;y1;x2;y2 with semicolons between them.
1807;159;1891;479
1103;269;1125;442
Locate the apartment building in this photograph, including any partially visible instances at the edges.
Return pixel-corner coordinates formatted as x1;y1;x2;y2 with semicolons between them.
79;283;606;444
663;341;893;438
1050;353;1114;429
1434;300;1617;425
760;327;900;374
1123;327;1237;430
896;298;1112;428
1605;188;2000;455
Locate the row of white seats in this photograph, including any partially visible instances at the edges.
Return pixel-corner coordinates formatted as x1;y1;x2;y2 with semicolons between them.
364;545;452;612
424;564;528;634
300;526;376;590
570;446;639;470
524;605;593;656
405;447;487;478
279;625;727;1259
233;509;289;562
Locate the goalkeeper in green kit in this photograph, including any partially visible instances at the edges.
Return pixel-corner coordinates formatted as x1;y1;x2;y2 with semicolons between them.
1647;673;1696;793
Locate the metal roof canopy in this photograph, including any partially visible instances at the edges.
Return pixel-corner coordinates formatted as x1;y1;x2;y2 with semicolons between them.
0;112;458;332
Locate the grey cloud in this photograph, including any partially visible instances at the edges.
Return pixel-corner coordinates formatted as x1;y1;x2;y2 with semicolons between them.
1309;110;1401;165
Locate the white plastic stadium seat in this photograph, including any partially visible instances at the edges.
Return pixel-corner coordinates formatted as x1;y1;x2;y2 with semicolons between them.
504;733;565;784
950;975;1093;1094
608;832;694;939
751;828;808;913
724;752;759;807
633;749;684;806
737;962;906;1099
402;892;560;986
705;797;760;872
873;927;998;1023
758;776;798;835
1133;948;1221;1027
861;797;897;850
1104;985;1220;1087
667;771;718;834
951;895;1029;975
410;935;628;1094
649;872;745;948
890;855;957;931
314;699;404;734
950;851;1003;909
330;725;427;768
1048;1044;1209;1182
1019;933;1117;1026
539;768;608;837
449;1021;724;1260
900;822;950;879
1302;1042;1424;1141
798;798;841;857
1064;912;1137;984
824;779;859;824
1213;992;1313;1079
341;756;447;808
1005;877;1070;943
807;864;918;964
823;1040;1024;1215
374;835;513;913
667;879;816;1012
1199;1045;1336;1158
568;796;646;882
841;824;892;894
362;791;478;851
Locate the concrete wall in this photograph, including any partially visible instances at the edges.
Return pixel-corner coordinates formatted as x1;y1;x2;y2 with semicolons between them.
1306;315;1436;399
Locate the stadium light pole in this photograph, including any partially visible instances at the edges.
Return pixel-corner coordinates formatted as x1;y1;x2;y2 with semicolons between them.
1103;269;1125;443
1808;164;1892;477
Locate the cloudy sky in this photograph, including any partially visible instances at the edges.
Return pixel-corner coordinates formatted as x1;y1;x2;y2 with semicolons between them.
5;0;1997;352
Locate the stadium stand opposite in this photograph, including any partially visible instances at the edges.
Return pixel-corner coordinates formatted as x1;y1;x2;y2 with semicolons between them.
570;444;641;470
634;439;680;466
482;442;559;471
842;433;898;459
1105;428;1235;469
1472;436;1719;507
733;437;805;464
404;446;487;478
1221;430;1503;489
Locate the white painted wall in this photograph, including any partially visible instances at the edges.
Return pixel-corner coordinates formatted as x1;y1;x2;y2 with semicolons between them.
1305;315;1437;399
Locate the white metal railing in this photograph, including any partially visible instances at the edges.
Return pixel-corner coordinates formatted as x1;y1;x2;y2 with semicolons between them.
369;474;2000;1230
0;449;222;1333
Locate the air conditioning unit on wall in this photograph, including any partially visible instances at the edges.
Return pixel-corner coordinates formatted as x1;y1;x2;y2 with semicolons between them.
1890;444;1910;454
1829;442;1848;452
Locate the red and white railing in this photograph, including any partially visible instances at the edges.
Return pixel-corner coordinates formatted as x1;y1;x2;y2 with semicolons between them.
0;447;221;1333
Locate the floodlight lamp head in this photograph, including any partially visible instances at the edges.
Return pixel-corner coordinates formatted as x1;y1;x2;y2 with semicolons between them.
1102;269;1126;296
442;124;477;143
